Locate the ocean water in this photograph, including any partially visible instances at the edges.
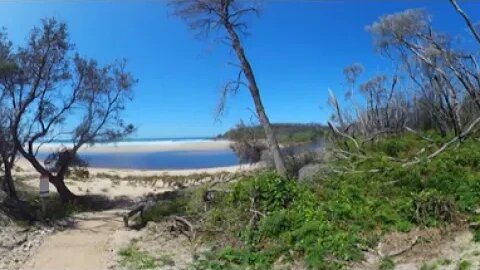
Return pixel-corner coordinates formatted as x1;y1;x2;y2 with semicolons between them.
36;138;241;170
78;150;240;170
38;137;214;149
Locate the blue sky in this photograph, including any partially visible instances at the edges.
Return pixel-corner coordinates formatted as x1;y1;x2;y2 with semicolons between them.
0;1;478;138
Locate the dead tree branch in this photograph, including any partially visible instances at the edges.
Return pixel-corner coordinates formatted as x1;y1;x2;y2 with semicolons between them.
170;215;197;241
328;121;360;150
449;0;480;45
404;126;434;142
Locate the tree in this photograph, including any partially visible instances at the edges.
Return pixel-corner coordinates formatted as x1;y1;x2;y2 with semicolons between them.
0;30;18;200
0;19;136;202
0;98;18;201
366;9;480;136
170;0;288;177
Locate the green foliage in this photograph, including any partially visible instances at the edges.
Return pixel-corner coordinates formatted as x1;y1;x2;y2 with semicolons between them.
474;228;480;242
118;245;159;269
189;136;480;269
220;123;327;145
143;198;188;222
458;260;472;270
286;130;323;144
420;262;438;270
412;189;456;226
437;258;452;265
379;257;395;270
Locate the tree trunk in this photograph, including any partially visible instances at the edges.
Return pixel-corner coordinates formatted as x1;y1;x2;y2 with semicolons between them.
50;174;77;203
16;143;77;202
224;22;287;177
2;161;18;201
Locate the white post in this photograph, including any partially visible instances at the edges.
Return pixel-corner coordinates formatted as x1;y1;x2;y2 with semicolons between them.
39;174;49;218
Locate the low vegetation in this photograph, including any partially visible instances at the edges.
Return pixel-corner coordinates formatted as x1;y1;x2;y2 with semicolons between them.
118;245;170;269
219;123;327;145
1;1;479;269
141;134;480;269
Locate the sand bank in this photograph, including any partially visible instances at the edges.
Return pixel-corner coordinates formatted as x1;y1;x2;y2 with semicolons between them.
16;160;261;199
35;139;232;154
16;158;259;178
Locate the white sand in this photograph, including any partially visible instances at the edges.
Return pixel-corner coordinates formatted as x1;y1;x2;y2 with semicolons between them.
15;140;260;270
88;163;257;177
16;159;260;200
14;139;260;199
36;139;232;153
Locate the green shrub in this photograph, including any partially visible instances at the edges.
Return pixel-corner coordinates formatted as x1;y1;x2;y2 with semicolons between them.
474;228;480;242
189;136;480;269
379;257;395;270
118;245;159;269
420;263;438;270
458;260;472;270
412;189;456;226
143;197;188;222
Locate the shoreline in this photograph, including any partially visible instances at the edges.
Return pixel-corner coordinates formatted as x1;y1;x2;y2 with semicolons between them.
16;160;261;199
35;139;232;154
16;158;259;177
87;163;261;176
15;139;255;177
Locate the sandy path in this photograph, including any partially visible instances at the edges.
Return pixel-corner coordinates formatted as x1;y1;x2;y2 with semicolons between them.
21;210;125;270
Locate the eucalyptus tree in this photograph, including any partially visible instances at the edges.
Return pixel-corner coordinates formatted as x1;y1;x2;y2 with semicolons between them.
0;19;135;202
367;9;480;136
170;0;287;177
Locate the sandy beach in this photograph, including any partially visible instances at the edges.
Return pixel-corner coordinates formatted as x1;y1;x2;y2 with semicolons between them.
16;161;258;200
35;139;232;153
15;139;258;199
27;139;240;170
16;138;253;178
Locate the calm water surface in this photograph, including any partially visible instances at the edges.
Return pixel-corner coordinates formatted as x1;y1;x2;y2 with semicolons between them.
38;149;240;170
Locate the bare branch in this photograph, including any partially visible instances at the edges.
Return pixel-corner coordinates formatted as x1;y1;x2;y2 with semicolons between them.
449;0;480;45
328;121;360;150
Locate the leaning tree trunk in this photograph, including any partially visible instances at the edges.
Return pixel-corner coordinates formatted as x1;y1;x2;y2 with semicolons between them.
224;22;287;177
16;145;77;203
50;174;77;203
2;160;18;201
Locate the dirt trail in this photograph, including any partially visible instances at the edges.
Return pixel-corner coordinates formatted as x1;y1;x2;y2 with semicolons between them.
21;210;125;270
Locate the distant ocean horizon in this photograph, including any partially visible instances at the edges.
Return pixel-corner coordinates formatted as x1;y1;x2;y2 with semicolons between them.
40;136;217;148
36;137;241;170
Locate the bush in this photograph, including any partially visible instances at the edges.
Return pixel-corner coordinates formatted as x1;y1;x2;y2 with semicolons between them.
379;257;395;270
189;136;480;269
230;140;267;164
118;245;159;269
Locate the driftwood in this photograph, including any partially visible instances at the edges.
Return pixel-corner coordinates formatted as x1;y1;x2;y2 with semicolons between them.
377;236;420;258
123;199;157;228
202;173;240;210
207;173;238;189
169;215;196;241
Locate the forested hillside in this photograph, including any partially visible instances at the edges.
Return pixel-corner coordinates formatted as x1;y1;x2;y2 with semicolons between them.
218;123;328;144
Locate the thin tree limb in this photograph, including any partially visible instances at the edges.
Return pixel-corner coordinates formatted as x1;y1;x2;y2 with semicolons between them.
328;121;360;150
449;0;480;45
